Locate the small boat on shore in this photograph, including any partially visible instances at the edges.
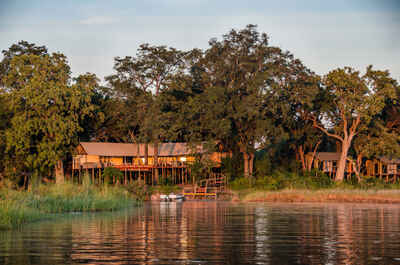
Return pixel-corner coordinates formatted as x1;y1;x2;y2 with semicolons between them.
160;193;185;202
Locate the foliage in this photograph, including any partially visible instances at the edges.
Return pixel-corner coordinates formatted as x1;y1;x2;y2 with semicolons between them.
1;28;400;188
149;184;181;196
125;181;152;201
1;43;95;185
230;170;333;191
188;157;216;183
102;167;124;185
312;66;398;181
0;182;137;229
221;155;243;181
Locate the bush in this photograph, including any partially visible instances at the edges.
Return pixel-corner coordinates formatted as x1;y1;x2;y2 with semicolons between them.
102;167;123;185
229;177;253;190
221;155;243;181
125;181;151;201
229;170;334;191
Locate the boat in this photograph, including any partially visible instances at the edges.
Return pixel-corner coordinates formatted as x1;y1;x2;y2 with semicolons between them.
160;193;185;202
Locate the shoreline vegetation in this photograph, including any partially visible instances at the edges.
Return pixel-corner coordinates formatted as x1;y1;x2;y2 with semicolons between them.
0;180;139;230
233;189;400;204
1;175;400;230
228;171;400;204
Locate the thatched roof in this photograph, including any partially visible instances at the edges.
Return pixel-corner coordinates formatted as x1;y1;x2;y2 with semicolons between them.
313;152;342;161
77;142;203;157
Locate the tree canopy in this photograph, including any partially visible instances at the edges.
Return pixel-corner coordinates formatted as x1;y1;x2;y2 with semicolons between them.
0;26;399;184
0;46;95;185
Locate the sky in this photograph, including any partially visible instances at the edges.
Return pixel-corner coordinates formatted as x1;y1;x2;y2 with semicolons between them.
0;0;399;81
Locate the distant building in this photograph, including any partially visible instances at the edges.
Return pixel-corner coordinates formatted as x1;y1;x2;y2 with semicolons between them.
70;142;226;185
306;152;353;176
366;157;400;180
73;142;224;169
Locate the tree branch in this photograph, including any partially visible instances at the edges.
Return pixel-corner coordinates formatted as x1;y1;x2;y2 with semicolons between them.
311;117;343;142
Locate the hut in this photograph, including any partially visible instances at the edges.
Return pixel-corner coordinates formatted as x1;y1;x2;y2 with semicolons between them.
306;152;353;176
365;157;400;181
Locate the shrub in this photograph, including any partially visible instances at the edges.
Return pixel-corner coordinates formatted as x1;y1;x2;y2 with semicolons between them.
230;170;334;191
229;177;253;190
125;181;150;201
102;167;123;185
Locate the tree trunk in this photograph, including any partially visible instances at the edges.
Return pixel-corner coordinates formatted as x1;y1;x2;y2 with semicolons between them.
55;160;64;184
335;139;351;181
249;152;255;177
298;145;306;171
307;140;321;171
29;171;40;192
243;152;250;178
353;153;363;181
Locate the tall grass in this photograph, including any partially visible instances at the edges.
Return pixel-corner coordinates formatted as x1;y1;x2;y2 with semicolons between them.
0;201;45;230
0;181;138;229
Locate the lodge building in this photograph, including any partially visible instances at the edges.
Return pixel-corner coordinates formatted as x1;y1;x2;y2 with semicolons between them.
70;142;226;185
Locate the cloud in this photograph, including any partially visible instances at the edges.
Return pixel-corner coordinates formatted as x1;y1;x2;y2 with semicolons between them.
79;16;118;25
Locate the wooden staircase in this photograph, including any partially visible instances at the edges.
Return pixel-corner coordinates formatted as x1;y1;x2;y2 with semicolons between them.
183;175;227;200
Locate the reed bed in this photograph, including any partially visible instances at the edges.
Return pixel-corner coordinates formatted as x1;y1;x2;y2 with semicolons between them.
0;182;138;229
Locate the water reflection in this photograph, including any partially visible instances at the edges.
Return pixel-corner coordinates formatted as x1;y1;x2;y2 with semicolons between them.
0;202;399;264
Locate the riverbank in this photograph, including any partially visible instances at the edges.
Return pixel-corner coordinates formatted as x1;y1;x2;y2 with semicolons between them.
0;182;138;229
233;189;400;204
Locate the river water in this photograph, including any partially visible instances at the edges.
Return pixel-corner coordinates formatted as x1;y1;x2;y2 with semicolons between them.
0;202;399;265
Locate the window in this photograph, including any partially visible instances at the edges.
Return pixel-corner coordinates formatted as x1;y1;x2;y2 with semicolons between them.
125;157;133;164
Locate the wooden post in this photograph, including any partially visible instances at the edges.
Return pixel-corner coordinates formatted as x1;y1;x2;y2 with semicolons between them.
185;167;187;184
162;164;164;183
152;167;154;186
55;160;64;184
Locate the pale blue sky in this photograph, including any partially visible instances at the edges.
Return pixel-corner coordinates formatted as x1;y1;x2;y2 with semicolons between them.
1;0;399;81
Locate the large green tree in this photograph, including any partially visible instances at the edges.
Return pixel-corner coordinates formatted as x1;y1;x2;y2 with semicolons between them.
107;44;185;175
191;25;312;178
267;54;323;171
2;51;94;186
312;66;398;181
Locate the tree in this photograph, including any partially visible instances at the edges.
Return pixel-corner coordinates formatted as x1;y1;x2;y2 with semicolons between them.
0;40;48;88
0;93;11;177
267;54;323;172
193;25;306;178
312;66;398;181
2;52;94;187
107;44;185;182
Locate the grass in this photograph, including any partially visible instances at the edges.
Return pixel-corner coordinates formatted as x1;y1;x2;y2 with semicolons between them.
234;189;400;203
0;181;139;230
228;170;400;203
